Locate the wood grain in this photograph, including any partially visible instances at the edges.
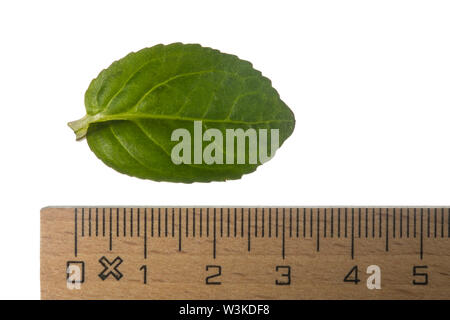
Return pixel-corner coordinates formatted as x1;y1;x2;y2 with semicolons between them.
41;207;450;300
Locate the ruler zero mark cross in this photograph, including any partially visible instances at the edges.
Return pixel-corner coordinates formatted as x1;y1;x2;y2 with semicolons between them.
98;256;123;281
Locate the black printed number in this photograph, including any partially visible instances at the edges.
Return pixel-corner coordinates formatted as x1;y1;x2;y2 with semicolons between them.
206;265;222;285
140;265;147;284
413;265;428;285
275;266;291;285
344;265;361;284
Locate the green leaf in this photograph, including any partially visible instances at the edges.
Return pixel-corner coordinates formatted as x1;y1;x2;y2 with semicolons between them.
69;43;295;183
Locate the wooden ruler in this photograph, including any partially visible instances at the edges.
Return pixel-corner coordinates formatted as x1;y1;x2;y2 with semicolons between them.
41;207;450;300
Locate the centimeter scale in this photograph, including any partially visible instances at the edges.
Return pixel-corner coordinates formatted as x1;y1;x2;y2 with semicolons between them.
41;207;450;299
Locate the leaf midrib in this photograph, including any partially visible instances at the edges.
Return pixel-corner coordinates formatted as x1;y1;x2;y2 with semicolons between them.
88;112;293;127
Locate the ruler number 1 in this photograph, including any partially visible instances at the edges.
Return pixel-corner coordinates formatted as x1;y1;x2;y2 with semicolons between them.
140;265;147;284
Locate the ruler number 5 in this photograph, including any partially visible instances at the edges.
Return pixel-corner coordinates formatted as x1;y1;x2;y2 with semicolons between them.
413;265;428;285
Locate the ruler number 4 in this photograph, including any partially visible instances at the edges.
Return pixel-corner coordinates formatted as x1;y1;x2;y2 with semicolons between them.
344;265;381;289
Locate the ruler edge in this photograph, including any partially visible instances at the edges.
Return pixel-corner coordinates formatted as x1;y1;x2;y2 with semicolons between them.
40;206;450;300
41;206;450;211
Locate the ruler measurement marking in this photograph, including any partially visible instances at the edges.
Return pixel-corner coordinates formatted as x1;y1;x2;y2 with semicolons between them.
385;208;389;252
227;208;231;238
420;208;424;260
193;208;196;238
165;208;168;238
221;208;223;238
172;209;175;238
434;208;437;238
358;208;361;238
331;208;334;238
338;208;341;238
151;208;154;237
379;208;382;238
351;208;354;259
372;208;375;238
247;208;251;251
234;208;237;237
282;208;286;259
200;208;203;237
185;208;188;238
102;208;106;237
81;208;85;237
289;208;292;238
407;209;410;238
109;208;112;251
275;208;279;238
158;208;161;238
137;208;140;238
130;208;133;237
116;208;119;238
255;208;258;238
192;208;196;238
262;208;265;238
95;208;99;237
178;208;182;251
269;208;272;238
393;208;396;239
303;208;307;237
414;208;417;238
123;208;126;237
400;208;403;238
213;208;217;259
448;208;450;238
144;208;147;259
74;208;78;257
241;208;244;238
207;208;210;237
364;208;367;238
345;208;348;238
316;208;320;252
67;207;448;267
88;208;92;237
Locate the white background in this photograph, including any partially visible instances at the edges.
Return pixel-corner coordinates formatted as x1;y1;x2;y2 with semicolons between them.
0;0;449;299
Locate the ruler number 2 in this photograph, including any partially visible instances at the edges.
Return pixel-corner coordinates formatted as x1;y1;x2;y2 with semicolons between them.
206;265;222;285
